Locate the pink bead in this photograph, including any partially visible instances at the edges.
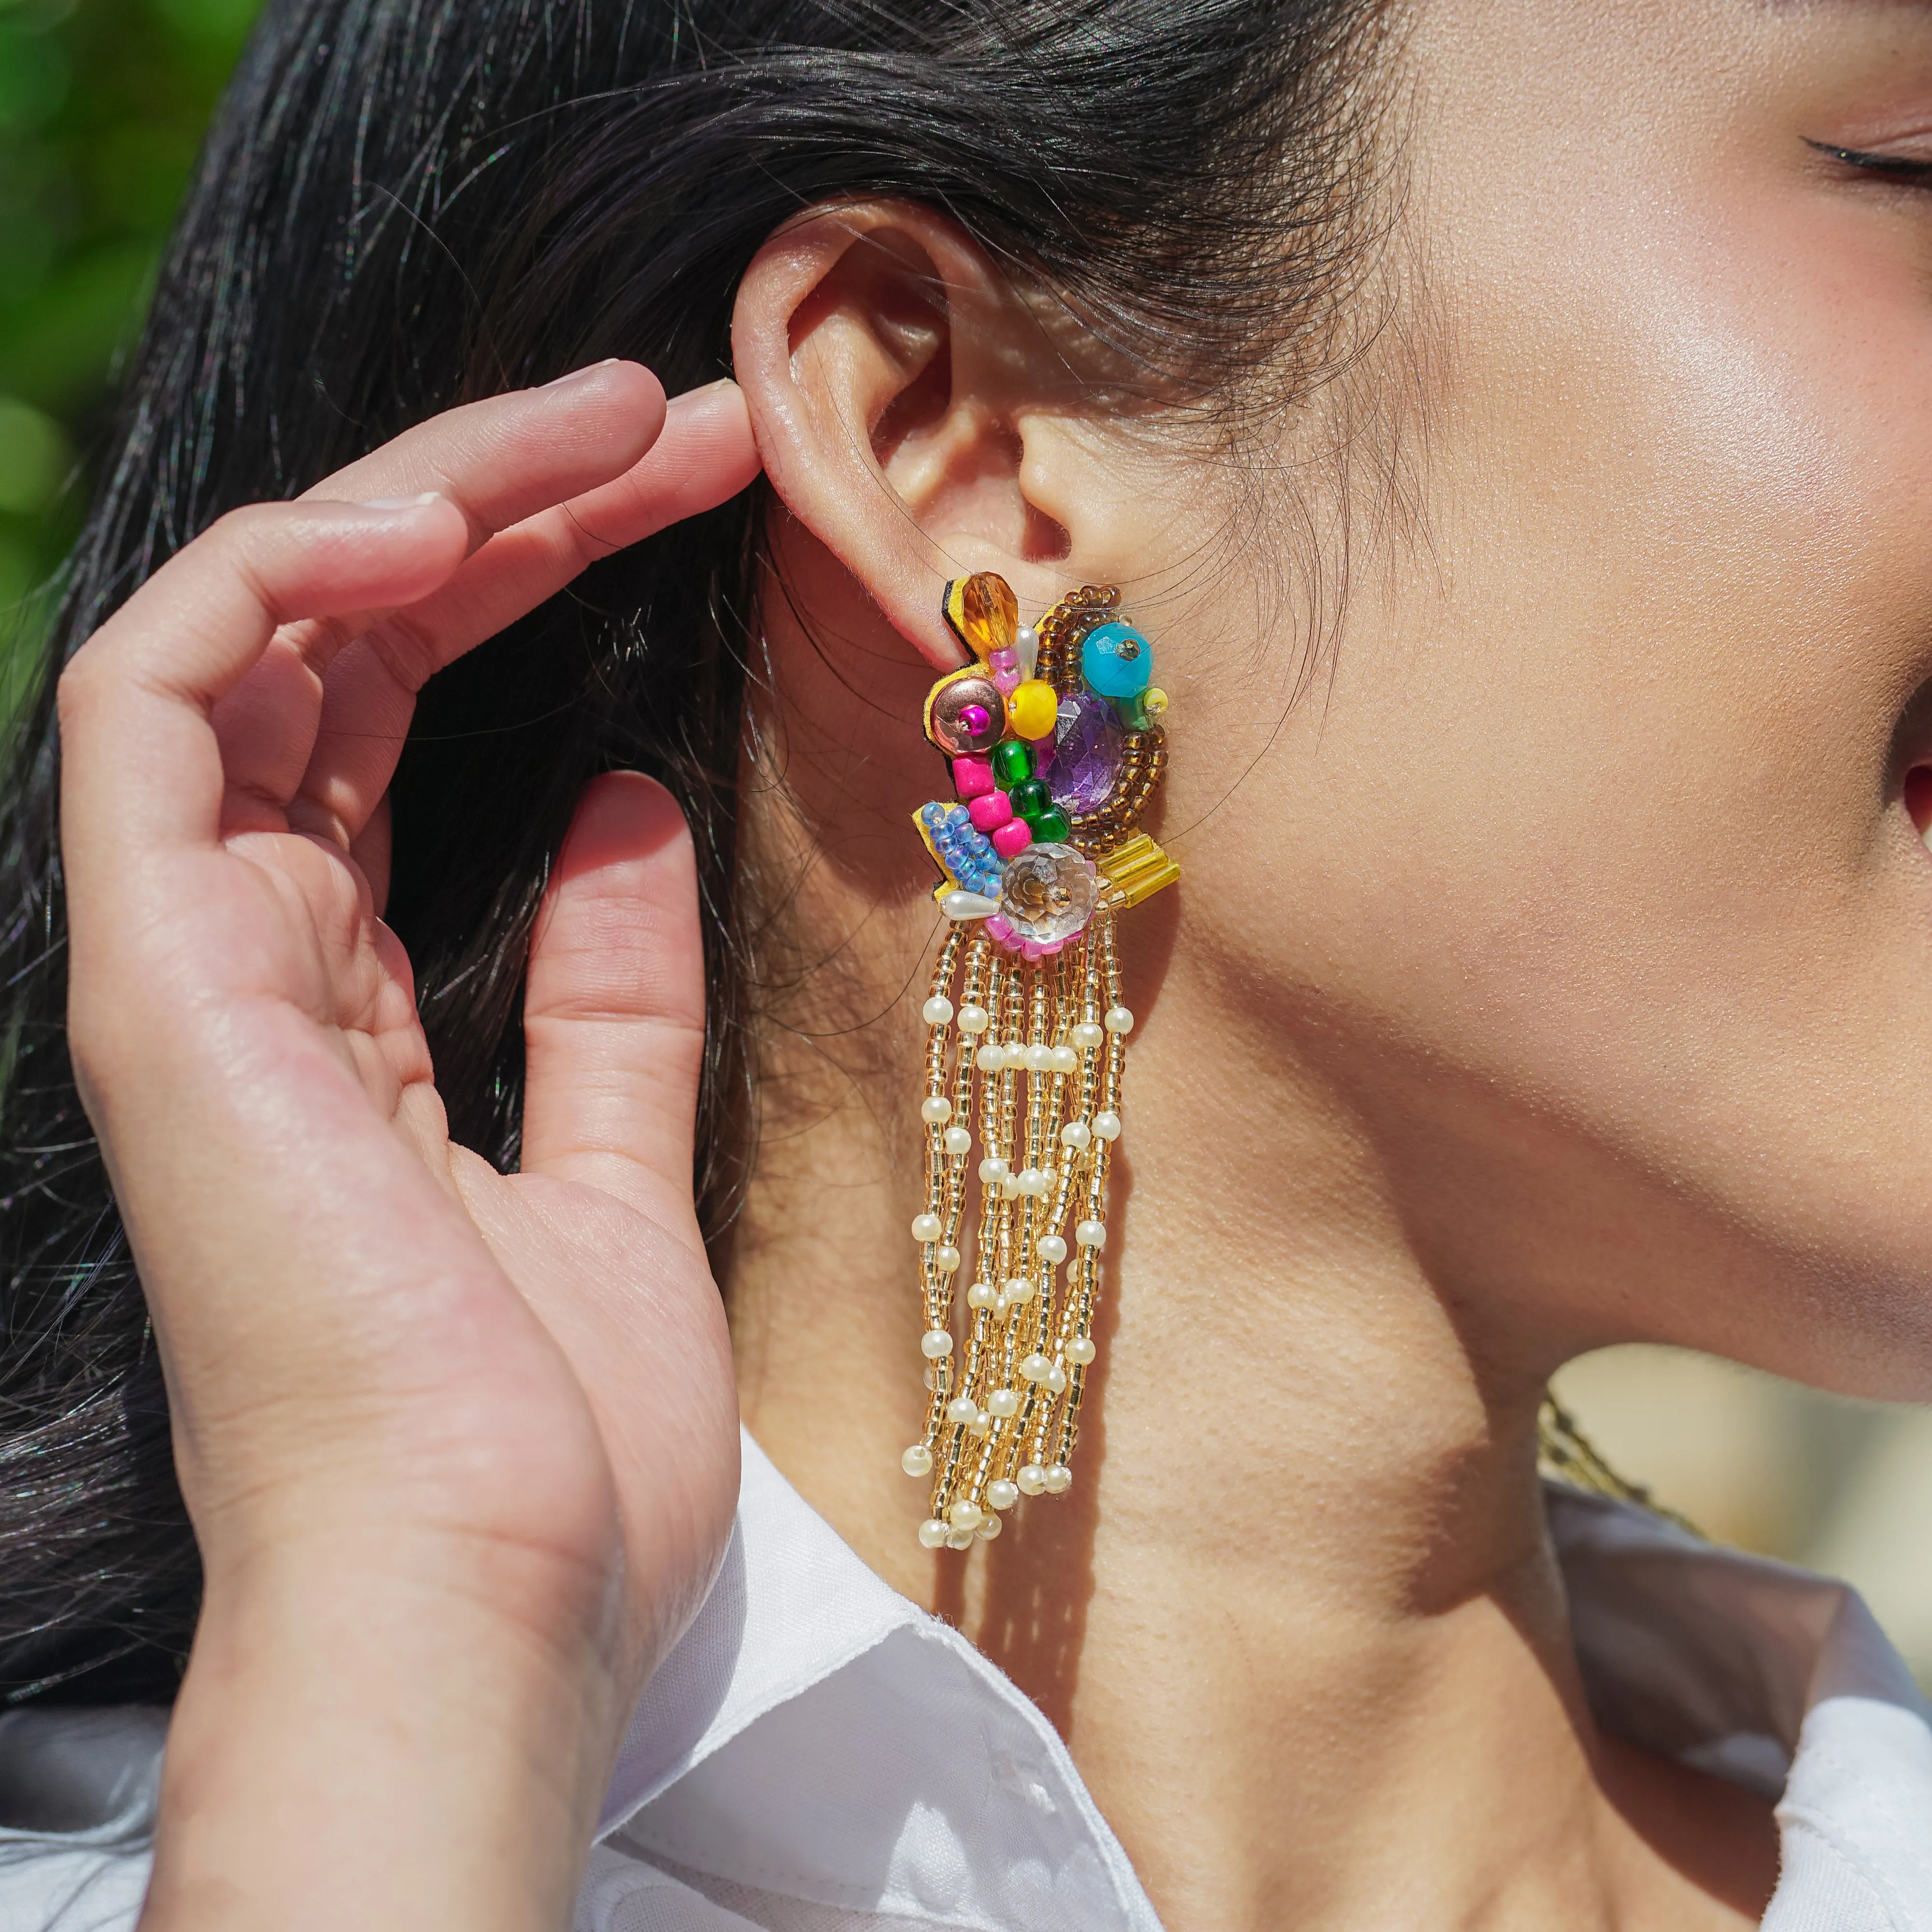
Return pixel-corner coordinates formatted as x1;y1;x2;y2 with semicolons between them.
952;755;994;801
985;915;1015;945
992;665;1021;698
968;791;1013;832
989;647;1020;673
991;819;1033;860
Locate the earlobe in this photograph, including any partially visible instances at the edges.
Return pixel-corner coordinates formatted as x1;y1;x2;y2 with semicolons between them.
731;202;1129;668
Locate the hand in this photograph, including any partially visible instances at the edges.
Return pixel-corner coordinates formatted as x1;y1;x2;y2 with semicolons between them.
56;363;757;1932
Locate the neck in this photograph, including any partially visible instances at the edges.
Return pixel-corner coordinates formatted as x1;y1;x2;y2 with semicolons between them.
721;571;1772;1930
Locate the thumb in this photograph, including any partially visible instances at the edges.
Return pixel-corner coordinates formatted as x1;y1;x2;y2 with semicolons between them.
522;772;708;1247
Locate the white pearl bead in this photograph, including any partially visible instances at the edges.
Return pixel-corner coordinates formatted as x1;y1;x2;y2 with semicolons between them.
945;1395;978;1426
1093;1111;1122;1142
1045;1464;1073;1493
976;1510;1003;1540
987;1388;1021;1418
949;1498;983;1532
992;1293;1010;1318
1004;1277;1036;1305
941;889;1001;922
1001;1173;1023;1199
957;1004;990;1034
946;1527;976;1550
1017;1464;1048;1495
1037;1234;1068;1265
1020;1166;1049;1195
978;1155;1009;1184
1046;1366;1068;1395
922;995;954;1026
1075;1218;1106;1247
966;1280;996;1309
921;1329;954;1359
936;1243;963;1272
1024;1043;1053;1072
1065;1336;1097;1365
969;1410;993;1436
911;1212;943;1243
976;1043;1004;1073
1070;1022;1103;1050
943;1125;972;1155
1021;1351;1052;1382
1000;1039;1025;1068
918;1518;949;1549
921;1095;952;1125
1060;1121;1091;1151
1051;1044;1079;1074
987;1477;1021;1510
902;1443;933;1477
1104;1005;1134;1035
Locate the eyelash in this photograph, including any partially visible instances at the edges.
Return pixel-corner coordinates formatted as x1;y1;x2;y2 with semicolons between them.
1809;140;1932;185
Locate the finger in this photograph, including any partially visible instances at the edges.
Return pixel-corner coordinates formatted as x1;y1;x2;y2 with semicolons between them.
60;497;470;899
299;360;668;531
285;382;758;852
210;364;676;832
521;773;707;1243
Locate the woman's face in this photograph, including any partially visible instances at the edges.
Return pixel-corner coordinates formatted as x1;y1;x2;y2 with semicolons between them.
1155;0;1932;1397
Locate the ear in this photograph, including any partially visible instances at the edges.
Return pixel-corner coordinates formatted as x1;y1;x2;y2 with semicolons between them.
731;201;1143;670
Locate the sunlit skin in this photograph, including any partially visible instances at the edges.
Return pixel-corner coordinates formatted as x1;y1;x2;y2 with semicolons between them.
49;2;1932;1931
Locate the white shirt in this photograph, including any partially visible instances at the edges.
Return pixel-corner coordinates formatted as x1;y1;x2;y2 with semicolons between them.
2;1430;1929;1931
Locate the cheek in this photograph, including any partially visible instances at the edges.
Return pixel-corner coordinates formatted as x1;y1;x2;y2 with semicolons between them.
1171;182;1932;1382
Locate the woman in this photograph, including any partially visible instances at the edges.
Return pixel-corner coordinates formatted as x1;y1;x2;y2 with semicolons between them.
0;0;1928;1923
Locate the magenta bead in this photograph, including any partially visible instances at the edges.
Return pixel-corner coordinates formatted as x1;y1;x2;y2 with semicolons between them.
968;790;1013;833
952;754;995;801
958;702;992;736
991;819;1033;860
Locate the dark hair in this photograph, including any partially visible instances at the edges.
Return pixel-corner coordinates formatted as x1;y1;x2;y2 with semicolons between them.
0;0;1388;1704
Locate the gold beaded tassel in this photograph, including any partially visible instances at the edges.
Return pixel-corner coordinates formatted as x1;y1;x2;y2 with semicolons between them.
905;910;1132;1552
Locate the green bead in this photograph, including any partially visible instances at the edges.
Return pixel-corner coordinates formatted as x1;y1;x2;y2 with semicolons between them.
1030;808;1072;844
991;740;1035;788
1116;691;1151;732
1009;777;1051;820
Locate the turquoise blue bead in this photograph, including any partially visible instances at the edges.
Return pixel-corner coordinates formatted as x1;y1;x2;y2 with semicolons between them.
1081;621;1152;699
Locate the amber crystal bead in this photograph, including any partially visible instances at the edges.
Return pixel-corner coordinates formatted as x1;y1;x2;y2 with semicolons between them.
948;571;1020;658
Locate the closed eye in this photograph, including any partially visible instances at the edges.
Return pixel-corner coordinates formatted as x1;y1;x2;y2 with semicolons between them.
1808;139;1932;184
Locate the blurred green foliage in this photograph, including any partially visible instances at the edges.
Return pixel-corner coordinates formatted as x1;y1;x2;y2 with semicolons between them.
0;0;261;686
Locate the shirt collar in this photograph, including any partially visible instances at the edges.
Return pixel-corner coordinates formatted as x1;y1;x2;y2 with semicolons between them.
601;1430;1932;1932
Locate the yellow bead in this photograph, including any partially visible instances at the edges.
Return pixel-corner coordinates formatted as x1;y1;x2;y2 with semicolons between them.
1144;686;1170;717
1006;678;1058;739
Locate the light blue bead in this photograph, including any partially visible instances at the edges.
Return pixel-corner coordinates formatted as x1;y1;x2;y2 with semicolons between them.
1081;621;1152;699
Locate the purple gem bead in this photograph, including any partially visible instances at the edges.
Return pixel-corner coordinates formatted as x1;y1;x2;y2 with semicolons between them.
1049;689;1123;816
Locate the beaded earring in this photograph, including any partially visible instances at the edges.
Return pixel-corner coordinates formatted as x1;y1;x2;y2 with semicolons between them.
901;572;1177;1552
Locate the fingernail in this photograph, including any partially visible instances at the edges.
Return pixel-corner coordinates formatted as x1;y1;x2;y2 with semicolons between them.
356;491;444;511
667;377;740;409
540;358;624;389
